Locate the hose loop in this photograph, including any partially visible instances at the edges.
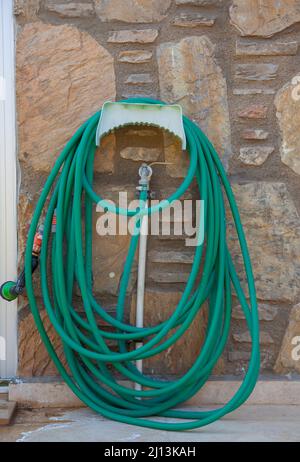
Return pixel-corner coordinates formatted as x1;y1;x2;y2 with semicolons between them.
25;98;260;431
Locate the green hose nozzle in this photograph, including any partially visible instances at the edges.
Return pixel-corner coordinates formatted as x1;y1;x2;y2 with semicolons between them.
0;281;18;301
0;254;40;302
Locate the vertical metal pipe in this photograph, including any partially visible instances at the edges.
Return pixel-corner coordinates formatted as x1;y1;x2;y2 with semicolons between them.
135;201;148;392
135;164;152;392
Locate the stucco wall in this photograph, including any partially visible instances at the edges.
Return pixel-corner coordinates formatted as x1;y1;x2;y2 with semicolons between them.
14;0;300;378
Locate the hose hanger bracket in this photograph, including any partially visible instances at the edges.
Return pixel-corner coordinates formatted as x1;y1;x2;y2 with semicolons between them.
96;101;187;149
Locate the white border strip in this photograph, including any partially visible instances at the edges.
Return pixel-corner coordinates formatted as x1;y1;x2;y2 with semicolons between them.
0;0;18;378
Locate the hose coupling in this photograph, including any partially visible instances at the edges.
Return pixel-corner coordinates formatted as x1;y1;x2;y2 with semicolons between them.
137;163;153;191
0;225;44;302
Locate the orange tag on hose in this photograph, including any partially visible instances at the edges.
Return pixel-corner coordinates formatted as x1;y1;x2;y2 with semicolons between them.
33;226;44;255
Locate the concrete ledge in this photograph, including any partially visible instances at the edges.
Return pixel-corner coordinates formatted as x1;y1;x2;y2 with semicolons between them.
9;381;83;408
9;378;300;408
187;379;300;406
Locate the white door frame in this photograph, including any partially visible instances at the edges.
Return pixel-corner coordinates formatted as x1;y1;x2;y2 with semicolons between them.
0;0;18;378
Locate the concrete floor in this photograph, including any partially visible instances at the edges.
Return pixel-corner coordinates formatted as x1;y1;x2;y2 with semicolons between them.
0;405;300;442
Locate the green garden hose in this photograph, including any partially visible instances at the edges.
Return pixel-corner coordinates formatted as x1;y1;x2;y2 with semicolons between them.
25;97;260;431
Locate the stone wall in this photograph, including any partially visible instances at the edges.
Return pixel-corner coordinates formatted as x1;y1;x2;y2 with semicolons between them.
14;0;300;378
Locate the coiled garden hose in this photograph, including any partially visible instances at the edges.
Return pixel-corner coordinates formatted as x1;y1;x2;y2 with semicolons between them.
24;98;260;431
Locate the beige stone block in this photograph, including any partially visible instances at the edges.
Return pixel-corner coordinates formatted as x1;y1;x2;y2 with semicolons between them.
230;0;300;37
94;0;171;23
157;36;231;168
17;23;115;173
228;182;300;302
